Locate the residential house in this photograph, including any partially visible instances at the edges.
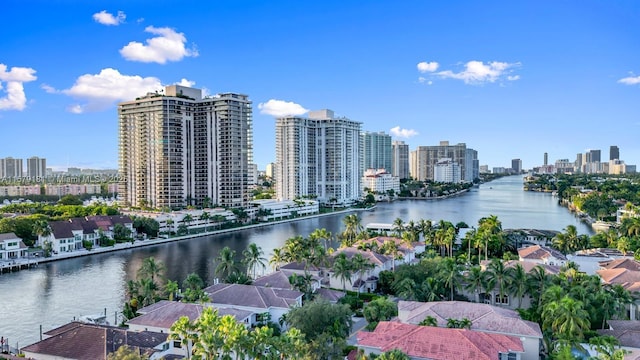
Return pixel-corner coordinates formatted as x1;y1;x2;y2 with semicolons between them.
203;283;303;329
596;258;640;320
597;320;640;358
518;245;567;267
397;301;543;360
253;269;345;303
21;322;174;360
357;321;524;360
43;218;99;253
0;232;27;261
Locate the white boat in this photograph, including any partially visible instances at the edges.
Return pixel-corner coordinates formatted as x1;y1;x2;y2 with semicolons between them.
78;313;109;326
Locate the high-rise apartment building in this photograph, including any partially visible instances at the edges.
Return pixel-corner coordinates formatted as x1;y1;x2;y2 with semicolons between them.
392;140;410;180
434;159;461;183
275;109;361;205
27;156;46;178
543;153;548;166
118;85;252;209
610;146;619;161
0;157;23;178
511;159;522;174
411;141;477;182
361;131;392;173
589;149;601;163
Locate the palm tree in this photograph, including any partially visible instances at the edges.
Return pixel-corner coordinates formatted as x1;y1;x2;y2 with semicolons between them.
381;240;402;270
351;253;374;296
200;211;211;232
478;215;502;261
528;265;552;308
138;257;165;285
419;315;438;327
269;248;285;271
392;217;405;238
169;316;195;359
309;228;332;251
341;214;363;247
215;246;238;280
165;280;179;301
33;219;51;245
181;214;193;234
506;263;528;308
464;266;484;303
242;243;266;279
332;253;353;293
552;225;579;254
376;349;410;360
420;277;444;302
418;219;434;245
441;257;462;301
542;296;590;345
621;217;640;238
393;278;418;300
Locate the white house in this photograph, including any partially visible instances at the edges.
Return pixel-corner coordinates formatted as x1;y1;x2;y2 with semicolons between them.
250;199;319;221
518;245;567;267
0;232;28;261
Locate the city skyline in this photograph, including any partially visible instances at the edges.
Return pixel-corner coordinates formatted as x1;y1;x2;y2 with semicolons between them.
2;1;639;171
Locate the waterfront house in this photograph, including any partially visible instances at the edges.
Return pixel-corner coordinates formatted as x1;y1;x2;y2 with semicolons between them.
397;301;542;360
43;218;99;253
21;321;175;360
249;199;319;221
596;259;640;320
127;300;253;333
86;215;135;239
518;245;568;267
253;269;345;303
203;283;303;329
356;321;524;360
0;232;27;261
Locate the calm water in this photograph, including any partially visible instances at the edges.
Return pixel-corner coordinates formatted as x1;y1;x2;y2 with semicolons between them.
0;175;591;346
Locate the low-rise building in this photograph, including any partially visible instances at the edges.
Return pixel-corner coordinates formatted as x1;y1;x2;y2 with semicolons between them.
21;322;174;360
361;169;400;195
249;199;319;221
397;301;542;360
0;232;28;261
518;245;567;267
357;321;524;360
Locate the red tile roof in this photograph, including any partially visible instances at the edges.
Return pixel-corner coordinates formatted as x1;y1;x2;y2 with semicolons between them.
357;321;523;360
398;301;542;338
598;258;640;271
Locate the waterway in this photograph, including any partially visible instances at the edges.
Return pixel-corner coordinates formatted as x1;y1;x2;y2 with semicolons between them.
0;175;591;347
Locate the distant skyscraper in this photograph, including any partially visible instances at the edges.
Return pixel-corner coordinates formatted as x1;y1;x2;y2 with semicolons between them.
434;159;461;183
0;157;23;178
392;140;409;179
361;131;392;173
119;85;253;209
543;153;548;166
589;149;601;163
575;153;583;173
511;159;522;174
27;156;46;178
275;109;361;205
412;141;477;182
610;146;619;161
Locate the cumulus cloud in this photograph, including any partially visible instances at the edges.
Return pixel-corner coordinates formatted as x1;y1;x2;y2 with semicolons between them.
436;60;521;84
93;10;126;26
175;78;196;87
417;61;439;73
258;99;308;117
120;26;198;64
618;75;640;85
62;68;162;113
390;126;418;138
0;64;37;111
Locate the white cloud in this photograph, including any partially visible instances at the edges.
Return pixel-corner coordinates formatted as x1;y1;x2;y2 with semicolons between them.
417;77;433;85
618;75;640;85
62;68;162;113
175;78;195;87
0;64;37;111
390;126;418;138
41;84;58;93
258;99;308;117
436;60;521;84
417;61;439;73
120;26;198;64
93;10;126;26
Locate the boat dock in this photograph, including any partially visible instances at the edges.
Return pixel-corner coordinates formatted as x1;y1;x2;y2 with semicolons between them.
0;257;39;274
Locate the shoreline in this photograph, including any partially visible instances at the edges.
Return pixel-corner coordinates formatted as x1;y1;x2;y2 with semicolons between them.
13;207;362;267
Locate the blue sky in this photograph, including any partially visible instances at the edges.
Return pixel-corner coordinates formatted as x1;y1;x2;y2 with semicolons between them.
2;1;639;171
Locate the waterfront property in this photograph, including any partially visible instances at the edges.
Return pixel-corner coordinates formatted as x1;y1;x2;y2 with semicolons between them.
597;320;640;356
249;199;319;221
21;322;175;360
38;216;135;253
203;283;303;329
0;232;28;261
517;245;568;267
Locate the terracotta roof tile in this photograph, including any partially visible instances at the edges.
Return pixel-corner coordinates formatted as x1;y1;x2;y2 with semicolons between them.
129;301;252;330
204;283;302;309
357;321;523;360
598;258;640;271
398;301;542;338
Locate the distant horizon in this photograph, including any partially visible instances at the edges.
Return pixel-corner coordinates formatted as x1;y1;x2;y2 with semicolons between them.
2;1;639;171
